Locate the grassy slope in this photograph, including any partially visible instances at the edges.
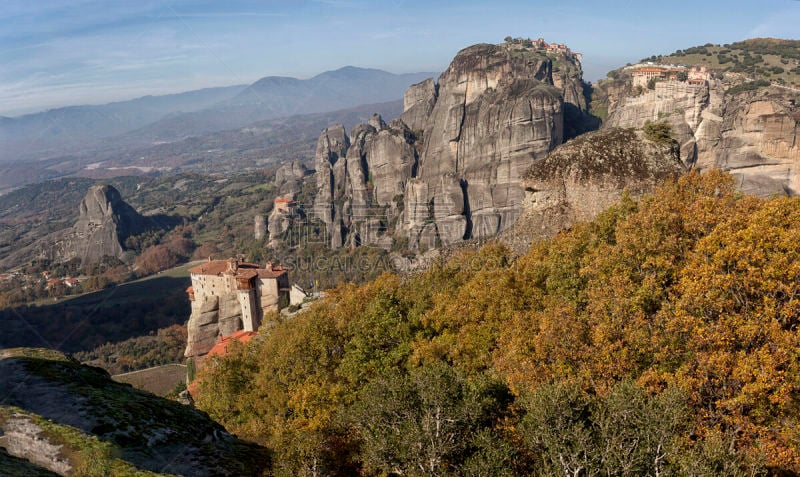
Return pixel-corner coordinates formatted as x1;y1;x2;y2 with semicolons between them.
0;348;269;476
112;364;187;397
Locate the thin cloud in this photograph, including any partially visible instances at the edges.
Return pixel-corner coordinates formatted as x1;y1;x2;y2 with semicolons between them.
747;8;800;38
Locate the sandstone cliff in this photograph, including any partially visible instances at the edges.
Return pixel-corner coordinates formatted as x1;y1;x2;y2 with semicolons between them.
274;160;309;196
307;40;592;251
502;128;686;252
56;185;149;266
0;348;269;476
0;184;171;271
184;293;246;359
602;76;799;196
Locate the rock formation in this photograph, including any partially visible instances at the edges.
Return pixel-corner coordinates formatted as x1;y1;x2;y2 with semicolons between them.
0;348;269;476
259;161;310;245
254;214;267;240
402;78;437;132
602;77;799;196
502;128;686;252
0;183;172;271
307;40;592;251
274;160;309;196
56;184;149;266
716;97;800;196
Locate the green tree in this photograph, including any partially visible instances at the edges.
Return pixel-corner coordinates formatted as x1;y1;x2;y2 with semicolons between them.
520;381;597;477
346;362;512;476
593;381;688;476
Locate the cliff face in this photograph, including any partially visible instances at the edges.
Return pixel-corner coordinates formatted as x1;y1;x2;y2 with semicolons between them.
603;78;799;196
502;128;686;252
0;348;269;476
604;80;717;166
306;40;591;251
184;293;245;359
405;43;565;247
716;97;800;196
56;185;148;265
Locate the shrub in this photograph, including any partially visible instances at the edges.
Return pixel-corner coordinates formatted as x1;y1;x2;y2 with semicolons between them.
643;121;673;144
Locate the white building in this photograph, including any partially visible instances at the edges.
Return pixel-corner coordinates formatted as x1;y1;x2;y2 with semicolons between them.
187;258;290;332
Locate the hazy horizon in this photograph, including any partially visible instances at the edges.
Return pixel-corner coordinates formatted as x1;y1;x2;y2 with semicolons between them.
2;0;799;117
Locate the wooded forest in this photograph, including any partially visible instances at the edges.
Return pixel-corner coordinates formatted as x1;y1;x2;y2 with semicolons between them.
194;170;800;476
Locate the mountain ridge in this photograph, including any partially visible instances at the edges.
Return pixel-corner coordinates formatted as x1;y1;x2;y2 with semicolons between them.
0;66;436;165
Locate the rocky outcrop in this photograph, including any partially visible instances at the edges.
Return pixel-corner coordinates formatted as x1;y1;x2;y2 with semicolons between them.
262;161;310;244
0;183;174;271
604;80;717;168
502;128;686;252
267;208;291;246
716;97;800;196
367;122;418;206
274;160;309;196
55;185;149;266
184;294;243;358
0;348;269;476
1;414;70;475
603;76;799;197
254;215;267;240
401;78;438;132
313;125;350;248
307;40;590;251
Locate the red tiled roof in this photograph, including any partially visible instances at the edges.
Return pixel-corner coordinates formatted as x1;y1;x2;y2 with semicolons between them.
190;259;287;279
274;198;294;203
257;269;287;279
188;260;230;275
237;269;258;280
207;330;258;358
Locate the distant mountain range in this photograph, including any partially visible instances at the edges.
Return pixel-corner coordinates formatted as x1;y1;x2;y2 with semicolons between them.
122;66;435;143
0;85;247;160
0;66;435;163
0;99;406;194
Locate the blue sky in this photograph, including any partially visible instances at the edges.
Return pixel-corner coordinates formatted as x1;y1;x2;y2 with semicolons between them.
1;0;799;116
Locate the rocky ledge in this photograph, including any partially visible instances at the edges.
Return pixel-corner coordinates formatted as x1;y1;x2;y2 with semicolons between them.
502;127;685;252
0;348;269;476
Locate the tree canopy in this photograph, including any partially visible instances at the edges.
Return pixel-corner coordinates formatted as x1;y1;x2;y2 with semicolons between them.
195;170;799;475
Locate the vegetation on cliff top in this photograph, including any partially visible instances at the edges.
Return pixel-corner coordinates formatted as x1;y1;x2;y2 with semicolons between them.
195;170;800;475
643;38;800;87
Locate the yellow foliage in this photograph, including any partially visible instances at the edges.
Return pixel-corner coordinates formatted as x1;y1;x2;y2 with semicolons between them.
194;170;800;473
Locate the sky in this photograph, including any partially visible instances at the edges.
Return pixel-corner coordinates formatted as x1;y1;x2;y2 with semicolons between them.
1;0;799;117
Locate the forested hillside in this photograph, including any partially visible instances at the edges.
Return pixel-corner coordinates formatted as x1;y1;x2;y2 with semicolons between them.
195;170;800;475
